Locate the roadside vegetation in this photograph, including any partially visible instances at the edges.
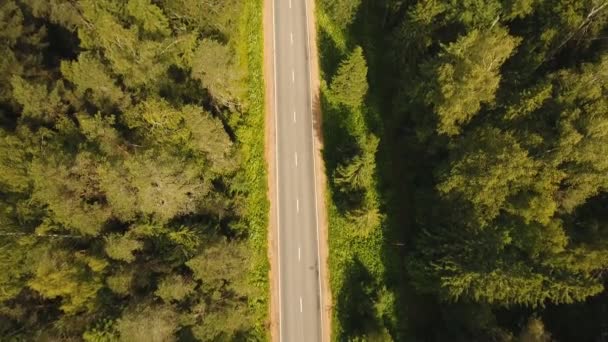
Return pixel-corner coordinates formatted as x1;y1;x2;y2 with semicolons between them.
0;0;267;340
318;0;608;340
316;0;394;340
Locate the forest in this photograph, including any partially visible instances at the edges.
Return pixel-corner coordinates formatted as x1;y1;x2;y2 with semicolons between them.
4;0;608;340
317;0;608;341
0;0;268;340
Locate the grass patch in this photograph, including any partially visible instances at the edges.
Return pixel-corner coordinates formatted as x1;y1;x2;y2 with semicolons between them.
235;0;269;339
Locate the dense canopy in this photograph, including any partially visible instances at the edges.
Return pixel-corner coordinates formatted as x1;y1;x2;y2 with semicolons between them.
318;0;608;340
0;0;266;340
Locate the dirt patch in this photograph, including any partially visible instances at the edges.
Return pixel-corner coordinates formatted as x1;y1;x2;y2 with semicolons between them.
264;0;332;340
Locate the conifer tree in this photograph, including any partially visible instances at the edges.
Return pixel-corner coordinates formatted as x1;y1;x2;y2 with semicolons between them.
331;46;369;108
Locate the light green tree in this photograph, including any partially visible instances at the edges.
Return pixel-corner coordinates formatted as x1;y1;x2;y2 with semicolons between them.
116;304;178;342
0;130;30;193
191;301;252;342
321;0;362;29
126;0;170;37
410;223;605;307
104;233;143;263
78;0;189;89
0;236;40;302
106;269;134;296
424;27;520;135
159;0;242;36
28;249;103;314
334;134;378;192
30;152;112;236
21;0;82;30
61;53;126;109
11;76;64;122
122;98;234;172
155;274;195;302
186;241;249;293
547;56;608;212
330;46;368;108
437;127;538;227
191;39;245;109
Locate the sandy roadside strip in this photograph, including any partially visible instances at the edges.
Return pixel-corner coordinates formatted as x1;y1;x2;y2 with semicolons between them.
262;0;279;339
263;0;332;340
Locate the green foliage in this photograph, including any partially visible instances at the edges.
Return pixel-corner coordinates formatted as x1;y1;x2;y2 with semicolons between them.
330;46;369;108
317;4;388;339
0;0;268;338
30;153;113;236
424;27;520;135
106;270;134;296
116;305;178;342
0;130;30;193
234;0;270;336
437;127;538;227
0;237;39;302
321;0;608;340
123;98;234;172
126;0;171;37
519;317;551;342
61;53;126;108
335;134;378;192
505;0;540;20
21;0;82;30
155;275;194;302
122;153;205;221
10;76;64;122
191;39;246;109
320;0;362;30
345;205;382;238
77;0;190;89
0;1;23;44
28;250;103;314
104;234;143;263
159;0;243;36
187;242;249;292
83;319;119;342
191;302;253;341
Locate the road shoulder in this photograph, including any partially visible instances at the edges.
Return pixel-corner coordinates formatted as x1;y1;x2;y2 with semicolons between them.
263;0;280;339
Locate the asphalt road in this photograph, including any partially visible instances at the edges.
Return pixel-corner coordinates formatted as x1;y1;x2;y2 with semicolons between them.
272;0;323;340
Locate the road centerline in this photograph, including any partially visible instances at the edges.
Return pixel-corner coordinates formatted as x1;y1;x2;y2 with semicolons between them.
273;0;324;340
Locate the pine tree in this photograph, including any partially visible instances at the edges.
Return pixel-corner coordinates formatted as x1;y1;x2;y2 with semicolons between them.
155;274;195;302
104;233;143;263
116;305;178;342
28;249;103;314
191;39;245;109
321;0;362;29
424;27;520;135
126;0;171;37
61;53;126;109
331;46;369;108
437;126;538;227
